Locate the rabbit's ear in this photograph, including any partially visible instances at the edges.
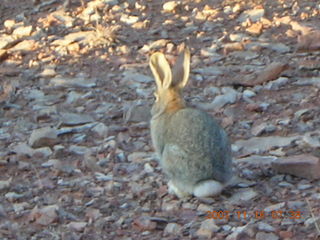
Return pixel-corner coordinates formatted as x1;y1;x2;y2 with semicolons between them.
172;47;190;89
149;52;172;90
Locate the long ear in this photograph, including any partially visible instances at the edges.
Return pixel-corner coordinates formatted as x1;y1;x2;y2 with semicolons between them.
149;52;172;90
172;47;190;89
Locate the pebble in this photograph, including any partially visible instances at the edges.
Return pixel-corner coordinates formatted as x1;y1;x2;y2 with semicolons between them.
238;8;265;22
257;222;276;232
243;89;256;98
272;154;320;180
256;232;279;240
28;126;58;148
163;1;180;12
164;223;181;235
251;123;276;136
264;202;285;212
12;26;33;37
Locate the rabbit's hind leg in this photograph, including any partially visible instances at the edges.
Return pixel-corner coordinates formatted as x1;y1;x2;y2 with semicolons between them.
168;180;191;198
193;180;223;198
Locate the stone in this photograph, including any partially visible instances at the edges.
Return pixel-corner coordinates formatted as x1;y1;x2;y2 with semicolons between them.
272;154;320;180
238;8;265;23
33;147;53;158
40;68;56;77
164;223;181;235
211;87;239;109
91;122;109;138
193;67;223;76
120;15;139;25
235;136;299;155
12;26;33;37
256;232;279;240
122;70;153;84
251;123;276;136
264;202;285;212
60;112;94;126
12;142;34;157
9;40;37;52
264;77;289;90
229;188;258;203
296;30;320;52
246;22;263;35
68;221;87;232
0;35;16;49
49;76;97;88
123;102;151;123
163;1;180;12
257;222;276;232
29;127;58;148
243;89;256;98
251;62;289;86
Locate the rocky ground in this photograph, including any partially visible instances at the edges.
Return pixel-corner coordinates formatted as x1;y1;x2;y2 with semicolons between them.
1;0;320;239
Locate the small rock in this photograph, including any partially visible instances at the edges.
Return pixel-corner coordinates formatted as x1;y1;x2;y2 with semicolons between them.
211;88;239;109
122;70;153;84
144;163;154;173
243;89;256;98
229;188;258;203
68;221;87;232
33;147;53;158
238;8;265;23
123;102;151;123
91;122;109;138
0;177;11;190
193;67;223;76
4;19;16;30
272;154;320;180
29;127;58;148
296;30;320;52
250;62;289;86
132;216;157;231
264;77;289;90
246;22;263;35
164;223;182;235
120;14;139;25
49;76;96;88
9;40;36;52
197;204;212;212
235;136;299;155
226;225;255;240
12;142;34;157
69;145;89;155
13;202;29;214
40;68;56;78
127;152;149;162
264;202;285;212
60;112;94;126
251;123;276;136
12;25;33;37
163;1;180;12
257;222;275;232
5;192;25;201
256;232;279;240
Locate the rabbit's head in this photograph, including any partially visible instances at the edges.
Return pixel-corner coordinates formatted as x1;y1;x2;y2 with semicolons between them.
149;48;191;117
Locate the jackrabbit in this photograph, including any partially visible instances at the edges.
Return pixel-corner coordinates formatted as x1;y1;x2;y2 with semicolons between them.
149;47;233;198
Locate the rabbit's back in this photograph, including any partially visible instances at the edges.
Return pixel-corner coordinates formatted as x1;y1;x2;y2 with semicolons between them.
153;108;232;184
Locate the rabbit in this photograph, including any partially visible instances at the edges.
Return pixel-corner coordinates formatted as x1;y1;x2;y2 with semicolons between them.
149;47;233;198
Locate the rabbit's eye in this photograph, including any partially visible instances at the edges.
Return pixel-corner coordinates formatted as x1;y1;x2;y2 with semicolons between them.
154;92;159;102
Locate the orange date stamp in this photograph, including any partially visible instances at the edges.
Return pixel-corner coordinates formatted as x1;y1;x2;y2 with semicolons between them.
205;210;302;221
